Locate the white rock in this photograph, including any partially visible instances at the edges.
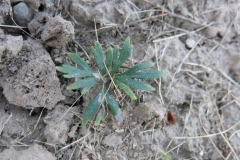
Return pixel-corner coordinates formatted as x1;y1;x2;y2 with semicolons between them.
185;38;196;49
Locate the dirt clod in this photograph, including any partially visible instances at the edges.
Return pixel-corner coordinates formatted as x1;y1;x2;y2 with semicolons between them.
0;38;64;109
0;144;56;160
0;30;23;62
102;134;123;147
43;104;78;144
28;12;74;50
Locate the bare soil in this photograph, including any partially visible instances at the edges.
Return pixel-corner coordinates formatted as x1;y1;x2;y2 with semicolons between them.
0;0;240;160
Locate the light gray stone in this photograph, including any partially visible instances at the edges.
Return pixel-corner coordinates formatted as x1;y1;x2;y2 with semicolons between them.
13;2;33;26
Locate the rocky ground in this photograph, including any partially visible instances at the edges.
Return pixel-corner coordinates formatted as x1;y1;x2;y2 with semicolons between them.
0;0;240;159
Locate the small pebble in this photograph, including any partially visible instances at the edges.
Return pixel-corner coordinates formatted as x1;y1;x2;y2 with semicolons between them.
132;142;137;149
54;57;63;63
150;144;157;152
13;2;33;26
188;77;194;84
185;38;196;49
205;27;218;39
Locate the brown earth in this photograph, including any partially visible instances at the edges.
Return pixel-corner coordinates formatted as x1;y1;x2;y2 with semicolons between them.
0;0;240;160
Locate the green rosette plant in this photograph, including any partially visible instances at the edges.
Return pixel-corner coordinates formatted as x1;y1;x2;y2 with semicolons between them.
56;37;166;128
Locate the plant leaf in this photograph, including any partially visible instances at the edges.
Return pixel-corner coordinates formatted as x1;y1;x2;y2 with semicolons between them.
94;105;106;126
115;76;155;91
111;45;119;74
81;79;99;94
105;93;123;126
159;149;173;160
67;77;99;93
68;53;94;73
118;62;154;76
129;70;166;80
56;65;93;78
82;86;106;128
118;37;133;67
111;37;133;74
105;47;113;69
114;79;137;100
91;42;106;76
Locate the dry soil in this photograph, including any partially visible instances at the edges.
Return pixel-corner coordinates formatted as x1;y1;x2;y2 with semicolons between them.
0;0;240;160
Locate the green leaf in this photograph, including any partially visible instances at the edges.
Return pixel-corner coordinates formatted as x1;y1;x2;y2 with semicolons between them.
118;37;133;67
81;79;99;94
91;42;106;76
56;65;93;78
159;150;173;160
82;86;106;128
67;77;99;93
105;47;113;69
118;62;154;76
94;105;106;126
111;45;119;74
68;53;94;73
105;94;123;126
115;76;155;91
129;70;166;80
111;37;133;74
114;79;137;100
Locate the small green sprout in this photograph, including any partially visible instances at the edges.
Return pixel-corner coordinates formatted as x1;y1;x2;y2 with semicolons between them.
56;37;166;128
158;149;173;160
